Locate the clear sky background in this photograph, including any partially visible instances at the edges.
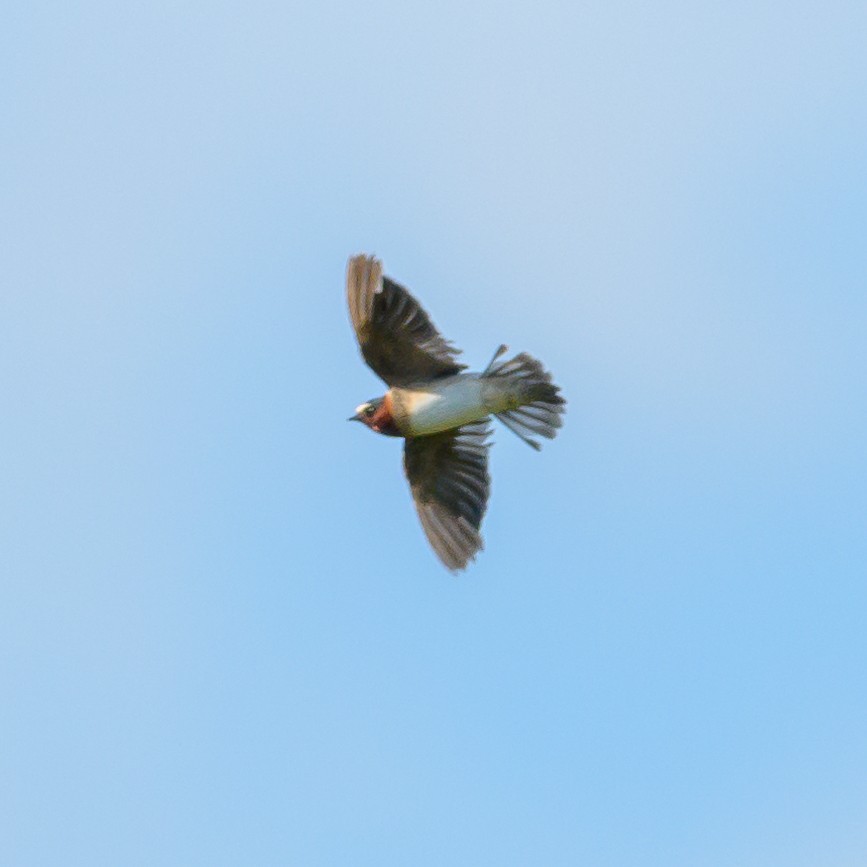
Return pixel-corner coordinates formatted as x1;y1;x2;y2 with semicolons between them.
2;2;866;865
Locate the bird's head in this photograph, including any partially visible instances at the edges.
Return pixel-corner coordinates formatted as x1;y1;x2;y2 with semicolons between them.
348;395;400;437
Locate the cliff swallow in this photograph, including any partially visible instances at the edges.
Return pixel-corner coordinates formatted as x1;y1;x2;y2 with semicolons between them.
346;254;565;572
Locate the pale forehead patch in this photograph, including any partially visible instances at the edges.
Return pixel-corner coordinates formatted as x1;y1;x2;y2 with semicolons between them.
355;402;372;415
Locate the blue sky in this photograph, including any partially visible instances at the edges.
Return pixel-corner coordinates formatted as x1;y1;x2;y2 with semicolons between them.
2;2;866;864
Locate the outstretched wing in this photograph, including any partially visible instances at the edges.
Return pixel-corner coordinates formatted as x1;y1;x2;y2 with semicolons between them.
346;254;466;387
403;420;491;572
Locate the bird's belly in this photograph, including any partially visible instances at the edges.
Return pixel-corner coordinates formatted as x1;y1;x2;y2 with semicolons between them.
397;377;497;436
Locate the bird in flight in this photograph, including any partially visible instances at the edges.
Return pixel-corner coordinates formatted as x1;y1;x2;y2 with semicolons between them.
346;254;565;572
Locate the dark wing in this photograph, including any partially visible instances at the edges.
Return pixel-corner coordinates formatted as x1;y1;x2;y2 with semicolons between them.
346;254;466;387
403;420;491;572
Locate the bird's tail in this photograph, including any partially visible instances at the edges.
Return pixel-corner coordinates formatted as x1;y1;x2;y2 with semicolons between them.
482;345;566;450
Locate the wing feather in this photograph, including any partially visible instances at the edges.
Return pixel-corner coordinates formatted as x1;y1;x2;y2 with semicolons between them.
403;420;491;572
347;255;466;386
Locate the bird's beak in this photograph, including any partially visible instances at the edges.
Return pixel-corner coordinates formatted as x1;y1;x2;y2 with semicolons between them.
347;413;362;422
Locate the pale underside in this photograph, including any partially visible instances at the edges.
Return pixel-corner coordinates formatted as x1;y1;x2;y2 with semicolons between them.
392;374;518;437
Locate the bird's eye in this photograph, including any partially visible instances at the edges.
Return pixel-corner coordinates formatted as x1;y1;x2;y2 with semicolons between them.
364;404;376;417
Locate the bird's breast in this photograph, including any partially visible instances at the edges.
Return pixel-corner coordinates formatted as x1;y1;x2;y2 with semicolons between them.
393;375;512;436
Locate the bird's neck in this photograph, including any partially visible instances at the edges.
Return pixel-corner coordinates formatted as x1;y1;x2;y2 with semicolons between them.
370;392;402;437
